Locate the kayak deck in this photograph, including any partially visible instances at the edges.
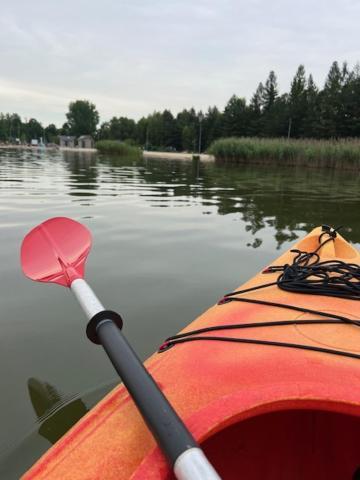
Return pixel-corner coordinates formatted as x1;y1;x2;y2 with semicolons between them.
23;227;360;479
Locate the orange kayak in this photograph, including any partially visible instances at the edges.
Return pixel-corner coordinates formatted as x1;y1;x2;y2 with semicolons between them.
23;227;360;480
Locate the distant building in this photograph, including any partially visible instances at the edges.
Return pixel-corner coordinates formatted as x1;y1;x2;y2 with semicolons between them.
31;139;38;146
78;135;94;149
59;135;76;148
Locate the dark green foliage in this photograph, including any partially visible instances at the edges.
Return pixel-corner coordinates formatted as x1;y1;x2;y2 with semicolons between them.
303;75;320;137
66;100;99;136
318;61;345;137
263;71;278;111
98;116;137;143
142;110;180;151
176;108;198;151
60;122;71;135
146;112;165;149
0;114;20;141
263;94;289;137
27;118;44;141
110;117;136;140
162;110;178;148
222;96;248;137
135;117;149;146
248;83;265;136
45;124;58;143
202;106;222;150
289;65;307;137
341;66;360;136
181;125;196;151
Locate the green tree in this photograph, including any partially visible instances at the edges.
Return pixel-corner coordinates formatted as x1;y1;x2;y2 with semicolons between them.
176;109;198;150
202;106;222;150
108;116;136;141
262;71;288;137
222;95;248;137
0;113;17;141
9;114;22;141
162;110;177;149
44;123;58;143
263;71;278;111
303;74;320;137
27;118;43;141
66;100;99;136
263;94;289;137
182;125;196;151
97;121;111;140
288;65;307;137
0;114;8;141
136;117;149;147
248;83;265;135
61;122;71;135
318;61;348;137
146;112;165;149
340;64;360;137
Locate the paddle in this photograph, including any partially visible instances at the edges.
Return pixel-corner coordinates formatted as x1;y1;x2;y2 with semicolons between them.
21;217;221;480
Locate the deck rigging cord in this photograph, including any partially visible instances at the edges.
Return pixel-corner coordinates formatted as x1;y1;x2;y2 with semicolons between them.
159;225;360;359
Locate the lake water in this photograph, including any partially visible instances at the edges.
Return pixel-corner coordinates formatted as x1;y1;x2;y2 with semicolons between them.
0;149;359;478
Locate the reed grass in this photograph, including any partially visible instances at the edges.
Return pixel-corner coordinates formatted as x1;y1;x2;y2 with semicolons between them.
95;140;141;157
208;137;360;169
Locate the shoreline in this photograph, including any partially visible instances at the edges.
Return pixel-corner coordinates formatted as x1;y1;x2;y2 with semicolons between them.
0;145;214;161
0;145;97;153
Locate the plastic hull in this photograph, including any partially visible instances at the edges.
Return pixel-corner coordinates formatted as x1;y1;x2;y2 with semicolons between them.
23;228;360;479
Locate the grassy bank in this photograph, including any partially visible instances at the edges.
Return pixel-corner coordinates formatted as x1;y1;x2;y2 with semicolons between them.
208;137;360;169
95;140;141;157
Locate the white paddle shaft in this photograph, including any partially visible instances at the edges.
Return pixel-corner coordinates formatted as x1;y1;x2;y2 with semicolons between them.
70;278;104;319
174;448;221;480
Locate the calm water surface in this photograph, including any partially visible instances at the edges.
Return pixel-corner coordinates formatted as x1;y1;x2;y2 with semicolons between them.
0;149;359;477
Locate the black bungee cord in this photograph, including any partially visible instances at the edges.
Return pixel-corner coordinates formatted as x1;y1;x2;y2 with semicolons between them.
158;225;360;360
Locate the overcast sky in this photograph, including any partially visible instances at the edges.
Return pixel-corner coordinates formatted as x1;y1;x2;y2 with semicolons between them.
0;0;358;126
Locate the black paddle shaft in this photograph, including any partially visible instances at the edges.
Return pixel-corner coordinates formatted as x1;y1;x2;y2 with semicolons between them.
95;318;198;465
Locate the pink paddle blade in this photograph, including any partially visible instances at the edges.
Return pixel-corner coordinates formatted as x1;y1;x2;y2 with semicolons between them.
21;217;92;287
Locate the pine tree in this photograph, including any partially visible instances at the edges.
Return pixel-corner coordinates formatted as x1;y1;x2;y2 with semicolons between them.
263;71;278;111
319;61;346;137
261;71;283;136
288;65;307;137
248;83;265;135
339;63;360;137
303;74;320;137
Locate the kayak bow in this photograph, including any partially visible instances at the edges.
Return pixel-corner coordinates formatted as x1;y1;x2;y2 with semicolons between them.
22;224;360;480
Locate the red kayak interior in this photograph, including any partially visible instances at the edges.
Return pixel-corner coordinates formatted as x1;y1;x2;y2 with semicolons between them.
201;408;360;480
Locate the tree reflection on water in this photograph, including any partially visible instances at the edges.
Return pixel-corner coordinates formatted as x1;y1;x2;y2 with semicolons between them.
65;154;360;248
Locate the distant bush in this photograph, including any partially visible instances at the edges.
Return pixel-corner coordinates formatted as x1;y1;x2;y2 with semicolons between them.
95;140;141;157
123;138;140;147
208;137;360;169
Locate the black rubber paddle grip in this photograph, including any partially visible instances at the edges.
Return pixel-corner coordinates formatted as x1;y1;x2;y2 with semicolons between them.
96;320;198;465
86;310;123;344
